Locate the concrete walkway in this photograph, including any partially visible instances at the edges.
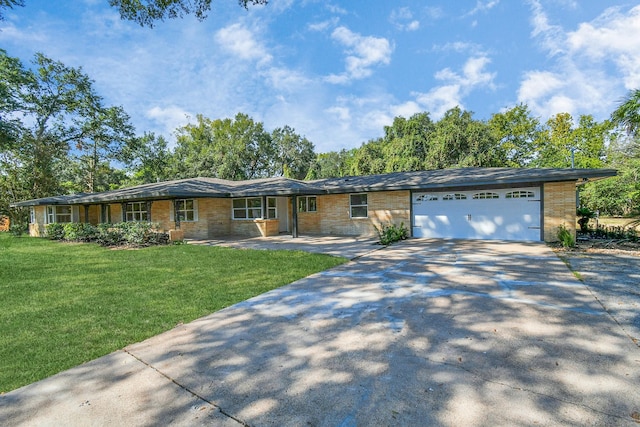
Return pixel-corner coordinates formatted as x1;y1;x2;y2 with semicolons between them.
1;239;639;426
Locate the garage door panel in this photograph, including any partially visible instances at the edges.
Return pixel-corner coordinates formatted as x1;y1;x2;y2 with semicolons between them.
412;188;540;241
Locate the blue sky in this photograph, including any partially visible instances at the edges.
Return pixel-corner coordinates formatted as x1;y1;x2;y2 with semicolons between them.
1;1;639;152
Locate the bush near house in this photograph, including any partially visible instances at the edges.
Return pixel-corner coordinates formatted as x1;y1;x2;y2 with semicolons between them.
45;222;170;247
375;222;409;246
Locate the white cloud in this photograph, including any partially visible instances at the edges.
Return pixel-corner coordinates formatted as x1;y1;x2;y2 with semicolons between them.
308;17;340;32
326;26;393;84
215;23;272;65
390;7;420;32
519;2;640;120
413;56;496;118
146;106;192;143
466;0;500;16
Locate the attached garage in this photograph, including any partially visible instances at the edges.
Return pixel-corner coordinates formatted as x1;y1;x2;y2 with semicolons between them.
412;187;541;241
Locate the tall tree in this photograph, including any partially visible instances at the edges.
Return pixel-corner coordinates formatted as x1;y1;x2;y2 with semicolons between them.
611;88;640;138
109;0;268;27
305;149;354;180
0;50;134;225
381;112;434;172
123;132;173;184
427;107;504;169
533;113;609;168
271;125;315;180
173;113;274;180
488;104;541;167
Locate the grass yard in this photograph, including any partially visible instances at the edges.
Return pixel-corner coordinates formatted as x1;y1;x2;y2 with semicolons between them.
0;233;347;393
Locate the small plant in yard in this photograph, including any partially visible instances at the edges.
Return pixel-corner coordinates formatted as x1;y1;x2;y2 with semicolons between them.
576;207;595;233
557;224;575;248
375;222;409;246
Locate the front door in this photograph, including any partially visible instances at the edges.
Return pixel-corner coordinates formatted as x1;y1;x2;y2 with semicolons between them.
277;197;289;233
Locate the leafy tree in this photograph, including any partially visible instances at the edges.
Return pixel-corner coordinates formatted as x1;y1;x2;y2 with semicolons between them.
427;107;504;169
533;113;609;168
611;88;640;137
381;112;434;172
0;50;134;225
305;149;354;180
173;113;274;180
0;0;23;21
123;132;173;184
109;0;268;27
488;104;541;167
271;125;315;180
348;138;386;176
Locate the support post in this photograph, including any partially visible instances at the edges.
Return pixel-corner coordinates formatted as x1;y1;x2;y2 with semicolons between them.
291;196;298;238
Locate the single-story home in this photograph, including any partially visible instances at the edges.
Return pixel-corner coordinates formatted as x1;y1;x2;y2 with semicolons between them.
11;167;616;243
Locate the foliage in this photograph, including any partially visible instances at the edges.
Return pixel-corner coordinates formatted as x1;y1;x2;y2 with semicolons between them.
173;113;274;180
0;0;23;21
46;221;169;247
585;224;638;242
305;149;355;179
611;88;640;137
122;132;173;185
557;224;575;248
0;49;134;221
271;125;315;180
0;233;346;392
576;207;595;233
488;104;541;167
45;223;65;240
375;222;409;246
109;0;268;27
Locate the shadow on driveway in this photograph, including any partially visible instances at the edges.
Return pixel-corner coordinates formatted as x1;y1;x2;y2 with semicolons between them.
1;239;639;426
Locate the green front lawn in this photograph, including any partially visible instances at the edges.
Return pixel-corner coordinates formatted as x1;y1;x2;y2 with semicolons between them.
0;234;346;392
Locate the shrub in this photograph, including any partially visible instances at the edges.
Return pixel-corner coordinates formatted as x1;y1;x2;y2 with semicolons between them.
95;222;169;247
46;223;65;240
557;224;575;248
63;223;98;242
375;222;409;246
576;207;595;233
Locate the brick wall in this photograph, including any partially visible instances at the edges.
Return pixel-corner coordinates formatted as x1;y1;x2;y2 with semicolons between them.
301;190;411;236
0;216;9;232
543;181;577;242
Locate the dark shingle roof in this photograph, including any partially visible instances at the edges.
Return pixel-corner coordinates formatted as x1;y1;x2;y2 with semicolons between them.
10;167;616;207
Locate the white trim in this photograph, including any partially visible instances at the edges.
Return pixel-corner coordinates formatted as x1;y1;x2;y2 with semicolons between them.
349;193;368;219
232;197;263;220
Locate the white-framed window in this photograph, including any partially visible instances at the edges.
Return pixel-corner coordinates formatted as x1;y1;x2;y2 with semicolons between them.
442;193;467;201
506;191;535;199
298;196;317;212
233;197;262;220
47;205;72;223
126;202;148;222
473;192;499;200
415;194;438;202
176;199;198;222
350;193;368;218
30;208;36;224
267;197;277;219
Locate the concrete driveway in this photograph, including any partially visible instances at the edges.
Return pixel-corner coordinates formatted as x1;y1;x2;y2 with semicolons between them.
1;239;639;426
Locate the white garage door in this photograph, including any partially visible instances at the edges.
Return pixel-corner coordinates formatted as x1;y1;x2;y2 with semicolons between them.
412;188;541;241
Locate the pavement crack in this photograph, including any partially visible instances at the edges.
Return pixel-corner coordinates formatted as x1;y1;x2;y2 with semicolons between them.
124;349;251;427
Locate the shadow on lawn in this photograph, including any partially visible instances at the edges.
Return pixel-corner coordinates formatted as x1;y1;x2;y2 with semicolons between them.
2;239;639;426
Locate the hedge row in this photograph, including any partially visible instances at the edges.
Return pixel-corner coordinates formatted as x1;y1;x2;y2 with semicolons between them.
45;222;170;247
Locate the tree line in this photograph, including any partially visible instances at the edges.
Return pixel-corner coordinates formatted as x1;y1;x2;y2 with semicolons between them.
1;50;639;231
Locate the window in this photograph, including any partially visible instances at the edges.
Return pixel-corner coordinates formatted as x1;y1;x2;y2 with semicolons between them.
415;194;438;202
126;202;148;222
506;191;535;199
47;205;72;223
350;194;368;218
267;197;277;219
30;208;36;224
298;196;317;212
442;193;467;201
233;198;262;220
472;192;499;199
176;199;197;222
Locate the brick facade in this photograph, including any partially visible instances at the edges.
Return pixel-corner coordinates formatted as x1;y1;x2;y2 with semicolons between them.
24;183;578;242
543;181;577;242
299;191;411;236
